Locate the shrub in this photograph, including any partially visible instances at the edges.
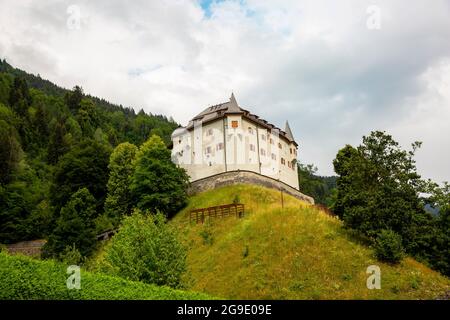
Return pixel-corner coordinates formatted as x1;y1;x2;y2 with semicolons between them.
199;228;214;245
0;252;211;300
101;210;186;288
59;244;84;266
374;229;404;264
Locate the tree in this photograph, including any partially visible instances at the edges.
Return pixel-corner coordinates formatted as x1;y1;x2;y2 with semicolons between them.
100;210;186;288
47;118;69;165
76;98;99;136
33;103;49;146
43;188;97;258
297;162;336;206
64;86;83;113
130;135;189;217
8;77;32;116
104;142;138;225
333;132;425;241
332;131;450;275
0;119;22;185
51;139;111;213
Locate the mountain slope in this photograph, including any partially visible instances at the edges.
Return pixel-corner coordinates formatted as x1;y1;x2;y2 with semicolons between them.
171;184;449;299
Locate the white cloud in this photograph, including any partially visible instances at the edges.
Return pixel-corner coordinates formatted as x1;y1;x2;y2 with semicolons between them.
0;0;449;181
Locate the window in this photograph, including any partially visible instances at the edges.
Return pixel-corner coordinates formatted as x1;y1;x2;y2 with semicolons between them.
249;144;256;152
216;143;224;151
231;120;238;128
290;148;292;154
261;134;266;141
205;146;212;154
260;148;266;156
278;142;282;149
288;161;291;168
270;138;274;145
248;127;254;134
281;158;286;165
206;128;213;136
271;153;276;160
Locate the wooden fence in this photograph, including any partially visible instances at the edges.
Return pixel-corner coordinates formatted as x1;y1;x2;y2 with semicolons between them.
189;203;245;224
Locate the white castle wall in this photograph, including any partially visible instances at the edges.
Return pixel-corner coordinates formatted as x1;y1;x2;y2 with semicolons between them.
172;114;299;190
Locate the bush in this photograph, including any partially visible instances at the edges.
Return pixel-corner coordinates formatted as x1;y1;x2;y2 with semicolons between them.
0;252;211;300
100;210;186;288
374;229;404;264
59;244;84;266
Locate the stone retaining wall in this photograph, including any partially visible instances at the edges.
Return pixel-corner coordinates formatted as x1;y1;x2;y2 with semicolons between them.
6;239;47;257
188;170;315;204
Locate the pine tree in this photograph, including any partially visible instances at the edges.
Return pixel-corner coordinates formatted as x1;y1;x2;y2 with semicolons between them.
64;86;83;113
47;119;68;164
8;77;32;116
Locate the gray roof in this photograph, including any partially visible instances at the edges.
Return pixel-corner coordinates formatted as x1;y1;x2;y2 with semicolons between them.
179;94;298;146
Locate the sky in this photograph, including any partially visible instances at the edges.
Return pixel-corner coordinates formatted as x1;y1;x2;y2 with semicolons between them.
0;0;449;182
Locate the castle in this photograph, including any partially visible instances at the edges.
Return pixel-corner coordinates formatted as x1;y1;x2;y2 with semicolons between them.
171;94;301;190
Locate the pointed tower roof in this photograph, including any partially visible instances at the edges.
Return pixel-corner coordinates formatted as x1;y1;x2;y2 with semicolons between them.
285;120;295;142
226;92;242;113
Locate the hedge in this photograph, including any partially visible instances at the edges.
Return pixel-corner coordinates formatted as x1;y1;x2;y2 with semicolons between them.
0;252;212;300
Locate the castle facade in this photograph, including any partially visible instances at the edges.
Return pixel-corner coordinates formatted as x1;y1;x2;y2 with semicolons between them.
171;94;300;190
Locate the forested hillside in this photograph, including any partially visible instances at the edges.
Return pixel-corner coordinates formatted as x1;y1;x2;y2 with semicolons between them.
0;59;179;246
297;162;336;206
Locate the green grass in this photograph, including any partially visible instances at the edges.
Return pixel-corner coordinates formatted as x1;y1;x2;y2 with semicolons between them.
0;252;213;300
171;184;450;299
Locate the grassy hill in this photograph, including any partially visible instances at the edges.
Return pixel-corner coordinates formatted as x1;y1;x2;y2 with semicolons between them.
0;252;212;300
171;184;450;299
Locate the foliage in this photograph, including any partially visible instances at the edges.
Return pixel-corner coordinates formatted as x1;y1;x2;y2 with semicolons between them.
297;162;337;206
104;142;138;225
332;131;450;276
0;105;22;184
50;139;111;213
0;252;213;300
374;230;405;264
44;188;98;259
0;59;178;250
64;85;83;112
100;211;187;289
8;76;32;116
130;135;189;217
58;244;84;266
